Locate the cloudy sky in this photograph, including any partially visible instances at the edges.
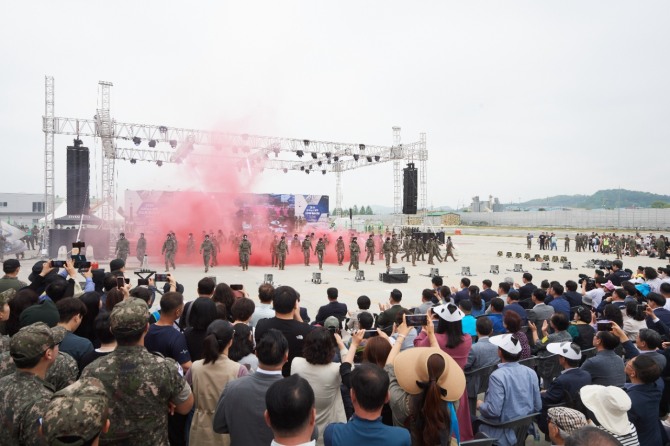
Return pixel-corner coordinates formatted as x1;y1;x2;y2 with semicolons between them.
1;1;668;210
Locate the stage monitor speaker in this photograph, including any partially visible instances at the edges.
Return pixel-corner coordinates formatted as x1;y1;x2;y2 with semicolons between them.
402;163;417;214
66;145;90;216
429;267;440;277
513;263;524;272
264;274;274;285
541;262;552;271
490;265;499;274
461;266;471;276
355;270;365;282
311;272;321;284
381;273;409;283
389;267;406;274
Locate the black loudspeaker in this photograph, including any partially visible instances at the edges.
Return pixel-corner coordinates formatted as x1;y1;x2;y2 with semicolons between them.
381;273;409;283
402;163;417;214
66;146;90;216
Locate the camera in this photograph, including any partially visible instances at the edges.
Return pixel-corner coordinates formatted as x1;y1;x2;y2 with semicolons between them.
578;274;596;291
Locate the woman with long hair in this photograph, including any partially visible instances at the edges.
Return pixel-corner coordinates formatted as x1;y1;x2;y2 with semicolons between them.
186;320;248;446
184;298;218;361
291;327;348;445
414;305;474;440
468;285;485;317
227;323;258;372
386;316;466;445
212;283;235;322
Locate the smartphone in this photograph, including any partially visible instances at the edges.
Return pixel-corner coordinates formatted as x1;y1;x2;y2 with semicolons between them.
74;261;92;269
596;320;613;332
50;260;66;268
154;273;169;282
364;330;379;337
116;277;125;288
405;314;428;327
230;284;244;291
636;304;647;318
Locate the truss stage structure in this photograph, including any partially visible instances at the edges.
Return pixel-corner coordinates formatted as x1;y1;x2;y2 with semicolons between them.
42;77;428;248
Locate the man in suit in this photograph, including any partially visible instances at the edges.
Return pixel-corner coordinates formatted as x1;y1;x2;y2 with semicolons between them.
375;289;405;335
563;280;584;310
624;355;664;446
213;329;289;446
451;277;471;305
464;318;500;417
516;272;538;302
527;289;554;338
580;330;625;387
480;279;498;303
315;287;348;326
547;282;570;319
538;342;592;434
502;290;528;324
647;292;670;328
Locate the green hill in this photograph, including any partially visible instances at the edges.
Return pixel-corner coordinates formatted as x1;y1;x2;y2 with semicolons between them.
516;189;670;209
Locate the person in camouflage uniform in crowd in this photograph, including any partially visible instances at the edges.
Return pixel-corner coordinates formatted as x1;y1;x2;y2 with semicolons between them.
80;298;193;446
315;237;326;270
42;377;110;446
348;237;361;271
628;235;637;257
277;235;289;270
445;236;457;262
400;235;410;261
364;234;375;265
426;237;435;264
382;237;393;268
0;289;14;352
417;236;426;261
270;235;279;267
0;322;62;445
291;234;301;259
136;233;147;264
238;235;252;271
391;234;400;263
115;233;130;262
186;233;196;257
336;236;346;266
0;346;79;392
301;235;312;266
433;237;444;262
408;235;417;266
200;234;214;273
210;232;220;267
161;233;177;271
377;234;384;260
564;235;570;252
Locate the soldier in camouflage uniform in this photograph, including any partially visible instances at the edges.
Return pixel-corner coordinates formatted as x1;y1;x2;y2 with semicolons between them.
382;237;392;268
80;298;193;446
270;235;279;267
427;237;435;265
210;233;220;266
115;233;130;261
336;236;346;266
378;234;385;260
186;233;196;257
161;233;177;271
433;238;444;262
564;235;570;252
348;237;361;271
0;322;62;445
301;235;312;266
291;234;301;259
0;289;14;353
239;235;252;271
391;234;400;263
417;236;426;261
277;235;289;270
628;235;637;257
408;236;417;266
445;236;457;262
400;235;410;261
365;234;376;265
200;234;214;273
42;377;110;446
315;237;326;270
136;233;147;263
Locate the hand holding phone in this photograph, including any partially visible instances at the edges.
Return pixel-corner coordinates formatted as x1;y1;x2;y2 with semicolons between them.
405;314;428;327
596;320;613;332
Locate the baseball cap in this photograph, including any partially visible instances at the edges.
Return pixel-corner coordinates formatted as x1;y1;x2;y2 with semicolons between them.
603;281;616;291
110;298;149;333
547;407;587;436
635;283;651;297
546;342;582;361
10;322;65;362
3;258;20;271
433;303;464;322
490;334;522;355
324;316;340;330
43;377;109;445
109;258;125;272
0;288;16;307
393;347;465;402
580;385;632;436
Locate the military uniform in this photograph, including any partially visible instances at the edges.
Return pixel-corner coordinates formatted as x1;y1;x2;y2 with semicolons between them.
200;237;214;272
564;235;570;252
400;236;410;261
315;239;326;270
391;235;399;263
80;299;192;446
433;239;443;262
656;237;667;260
427;238;435;264
239;237;252;270
270;237;279;267
417;238;426;261
445;237;457;262
301;237;312;266
136;234;147;263
161;235;177;271
408;237;417;266
382;239;392;268
186;235;196;257
365;236;375;265
348;238;361;271
277;237;289;270
115;235;130;261
210;235;219;266
336;237;346;265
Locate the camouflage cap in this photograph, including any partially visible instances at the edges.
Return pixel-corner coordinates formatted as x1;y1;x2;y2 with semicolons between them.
10;322;66;362
43;377;109;445
110;297;149;333
0;288;16;307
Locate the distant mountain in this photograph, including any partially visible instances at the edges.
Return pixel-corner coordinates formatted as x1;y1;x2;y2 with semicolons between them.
369;204;454;215
511;189;670;209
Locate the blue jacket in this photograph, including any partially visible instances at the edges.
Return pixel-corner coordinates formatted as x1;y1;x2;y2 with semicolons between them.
548;296;570;319
625;382;664;446
324;414;411;446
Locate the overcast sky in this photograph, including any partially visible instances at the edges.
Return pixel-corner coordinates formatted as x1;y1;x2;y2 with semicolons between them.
1;1;669;210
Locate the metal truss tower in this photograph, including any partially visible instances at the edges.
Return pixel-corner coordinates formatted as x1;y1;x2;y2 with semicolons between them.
335;169;342;217
419;132;428;218
392;126;402;226
43;76;55;252
96;81;115;226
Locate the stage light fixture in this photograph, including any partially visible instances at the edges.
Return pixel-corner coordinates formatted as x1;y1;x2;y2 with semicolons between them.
327;159;331;164
305;169;310;174
130;159;137;164
353;154;359;161
333;156;339;161
366;156;372;162
156;160;163;167
148;139;157;148
311;152;318;159
325;152;332;158
322;170;326;175
132;137;141;146
303;139;310;147
296;150;304;157
300;166;305;171
359;144;365;151
273;147;280;157
317;161;322;166
73;139;83;147
159;126;168;134
282;168;288;173
169;140;177;149
374;155;380;161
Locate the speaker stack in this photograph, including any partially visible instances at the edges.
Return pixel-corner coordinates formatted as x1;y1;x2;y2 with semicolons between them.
66;144;90;216
402;163;418;214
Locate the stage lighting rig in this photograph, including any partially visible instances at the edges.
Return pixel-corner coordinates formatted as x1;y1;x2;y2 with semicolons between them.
169;140;177;149
325;152;332;158
359;144;365;151
317;160;322;166
300;166;305;171
130;159;137;164
156;160;163;167
366;156;372;162
303;139;310;147
305;169;310;174
132;136;141;146
353;154;359;161
159;126;168;134
296;150;304;157
333;156;339;161
148;139;157;148
374;155;380;161
73;138;83;147
311;152;318;159
322;170;326;175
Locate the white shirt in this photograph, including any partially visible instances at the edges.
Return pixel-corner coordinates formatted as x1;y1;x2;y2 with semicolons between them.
585;288;605;309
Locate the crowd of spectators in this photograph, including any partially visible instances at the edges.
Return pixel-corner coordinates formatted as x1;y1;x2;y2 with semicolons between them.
0;254;670;445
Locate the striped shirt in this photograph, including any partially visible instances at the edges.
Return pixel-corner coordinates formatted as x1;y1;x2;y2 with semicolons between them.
598;423;639;446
